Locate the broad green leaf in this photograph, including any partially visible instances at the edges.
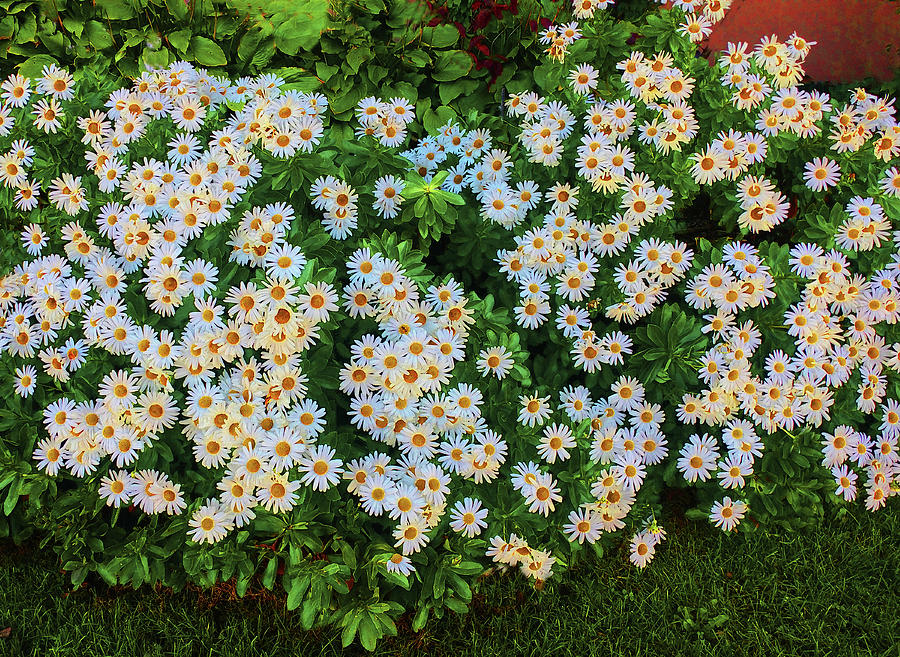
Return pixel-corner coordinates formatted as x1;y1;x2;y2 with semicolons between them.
422;24;459;48
190;36;227;67
167;29;192;55
272;2;328;55
358;614;378;651
83;21;115;51
432;50;472;82
17;54;57;78
95;0;135;20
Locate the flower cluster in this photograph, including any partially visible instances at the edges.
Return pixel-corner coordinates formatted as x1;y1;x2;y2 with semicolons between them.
604;238;695;324
675;0;734;43
2;2;900;611
310;176;359;239
356;95;416;148
0;62;347;545
336;249;502;562
676;238;900;519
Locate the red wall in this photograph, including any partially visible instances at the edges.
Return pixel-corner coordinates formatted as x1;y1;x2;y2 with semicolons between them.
705;0;900;83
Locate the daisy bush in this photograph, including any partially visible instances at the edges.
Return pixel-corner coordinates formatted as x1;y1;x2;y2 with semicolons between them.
0;0;899;649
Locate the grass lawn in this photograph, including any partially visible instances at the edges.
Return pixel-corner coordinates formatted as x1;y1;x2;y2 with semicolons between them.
0;505;897;657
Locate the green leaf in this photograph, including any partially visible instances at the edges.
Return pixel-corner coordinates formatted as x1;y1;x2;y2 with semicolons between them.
286;575;309;610
341;610;362;648
405;50;431;68
346;46;371;74
17;54;57;78
422;24;459;48
262;557;278;590
96;563;118;586
358;614;378;651
432;50;472;82
141;46;172;70
83;21;115;51
95;0;136;20
167;29;192;55
165;0;189;20
272;2;329;55
190;36;227;67
237;29;264;62
300;596;318;629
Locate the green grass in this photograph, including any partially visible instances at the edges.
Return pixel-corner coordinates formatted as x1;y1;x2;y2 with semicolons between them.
0;506;897;657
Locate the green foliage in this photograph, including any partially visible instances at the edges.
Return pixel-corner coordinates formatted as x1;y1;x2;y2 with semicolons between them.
1;1;900;651
0;0;547;138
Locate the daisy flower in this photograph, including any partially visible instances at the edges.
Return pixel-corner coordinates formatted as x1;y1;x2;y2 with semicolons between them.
33;437;64;475
20;224;47;256
360;473;394;517
717;454;753;489
394;517;430;555
831;464;858;501
629;530;656;568
518;393;552;427
256;473;301;513
677;436;719;482
449;497;489;537
32;98;63;133
709;496;748;532
167;133;201;165
171;97;205;132
537;423;576;463
514;296;550;329
373;175;405;219
264;243;307;279
298;444;343;492
39;64;75;100
476;345;514;379
563;508;600;544
385;552;415;576
387;484;426;524
14;179;40;211
13;365;37;397
0;153;26;188
525;472;562;516
1;73;31;107
99;470;133;508
188;499;234;544
570;64;599;95
153;480;187;516
803;157;841;192
879;167;900;198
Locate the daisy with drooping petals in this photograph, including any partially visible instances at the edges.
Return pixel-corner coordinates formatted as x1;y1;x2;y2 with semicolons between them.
709;496;747;532
385;552;415;576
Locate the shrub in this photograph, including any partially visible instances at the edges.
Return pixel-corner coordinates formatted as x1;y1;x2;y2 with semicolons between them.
0;0;547;135
0;0;899;650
